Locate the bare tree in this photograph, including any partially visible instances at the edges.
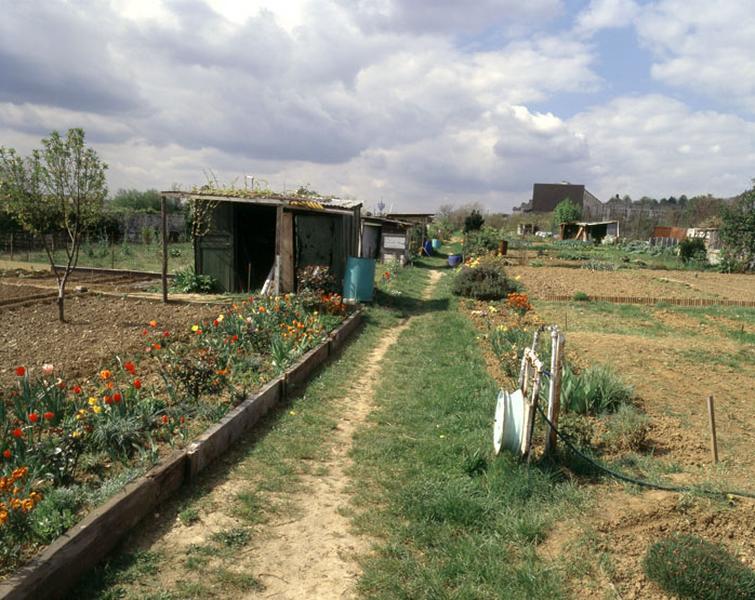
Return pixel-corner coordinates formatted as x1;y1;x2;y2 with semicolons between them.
0;129;107;321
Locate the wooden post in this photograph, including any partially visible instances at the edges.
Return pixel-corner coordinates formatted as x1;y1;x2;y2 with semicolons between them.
247;262;252;292
161;196;168;303
9;232;13;260
707;395;719;464
545;331;564;454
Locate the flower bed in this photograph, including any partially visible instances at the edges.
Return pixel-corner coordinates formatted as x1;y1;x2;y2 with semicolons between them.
0;292;352;579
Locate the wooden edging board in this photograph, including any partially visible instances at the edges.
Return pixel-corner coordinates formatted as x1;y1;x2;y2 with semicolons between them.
540;294;755;308
0;308;364;600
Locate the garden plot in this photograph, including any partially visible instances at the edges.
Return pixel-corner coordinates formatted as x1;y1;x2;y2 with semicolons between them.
532;300;755;598
0;294;222;387
0;283;57;304
508;265;755;302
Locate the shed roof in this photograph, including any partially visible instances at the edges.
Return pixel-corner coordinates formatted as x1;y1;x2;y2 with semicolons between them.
362;215;413;228
161;189;362;212
561;220;619;227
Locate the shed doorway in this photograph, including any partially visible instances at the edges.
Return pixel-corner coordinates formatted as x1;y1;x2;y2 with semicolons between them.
235;204;276;291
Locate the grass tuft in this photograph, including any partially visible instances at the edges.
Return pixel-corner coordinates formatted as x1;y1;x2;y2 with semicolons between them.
644;534;755;599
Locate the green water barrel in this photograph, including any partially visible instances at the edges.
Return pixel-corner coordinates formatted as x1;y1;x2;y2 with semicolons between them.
343;256;376;302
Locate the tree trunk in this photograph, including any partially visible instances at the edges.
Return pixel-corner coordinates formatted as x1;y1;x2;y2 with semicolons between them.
57;272;69;322
57;289;65;322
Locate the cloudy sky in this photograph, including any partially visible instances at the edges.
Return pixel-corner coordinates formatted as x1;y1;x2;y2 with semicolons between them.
1;0;753;212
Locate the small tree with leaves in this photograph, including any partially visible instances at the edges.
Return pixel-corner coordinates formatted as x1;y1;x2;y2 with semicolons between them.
0;129;107;321
553;198;582;226
719;184;755;272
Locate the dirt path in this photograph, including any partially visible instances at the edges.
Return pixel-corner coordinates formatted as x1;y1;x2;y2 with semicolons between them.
248;268;443;598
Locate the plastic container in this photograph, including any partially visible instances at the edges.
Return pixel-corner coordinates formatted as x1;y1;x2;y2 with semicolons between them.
343;256;376;302
431;238;442;250
422;240;433;256
448;254;463;267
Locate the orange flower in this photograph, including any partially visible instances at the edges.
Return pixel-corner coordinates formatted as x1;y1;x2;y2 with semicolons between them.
258;306;266;313
152;343;162;351
100;369;112;380
149;320;158;328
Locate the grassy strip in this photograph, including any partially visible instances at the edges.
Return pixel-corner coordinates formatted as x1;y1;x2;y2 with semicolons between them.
68;262;432;599
349;271;586;599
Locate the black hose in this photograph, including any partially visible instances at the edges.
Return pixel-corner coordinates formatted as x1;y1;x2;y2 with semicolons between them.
535;403;755;500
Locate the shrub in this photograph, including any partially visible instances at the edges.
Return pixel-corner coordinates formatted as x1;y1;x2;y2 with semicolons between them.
464;209;484;232
463;226;502;257
452;264;519;300
644;534;755;600
557;412;594;450
561;363;633;415
601;404;649;452
679;237;707;263
572;291;590;302
172;267;218;294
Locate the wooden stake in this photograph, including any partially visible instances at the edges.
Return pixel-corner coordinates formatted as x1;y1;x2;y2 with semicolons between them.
161;196;168;303
707;395;719;464
247;262;252;292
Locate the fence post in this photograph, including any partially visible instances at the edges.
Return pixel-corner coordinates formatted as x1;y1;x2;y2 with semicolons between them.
545;331;564;455
707;395;719;464
161;196;168;303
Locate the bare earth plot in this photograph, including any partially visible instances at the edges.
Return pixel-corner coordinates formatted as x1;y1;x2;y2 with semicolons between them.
0;293;221;386
508;265;755;301
533;293;755;598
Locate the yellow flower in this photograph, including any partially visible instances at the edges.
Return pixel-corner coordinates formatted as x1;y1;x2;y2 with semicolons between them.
289;410;297;416
92;405;102;414
514;275;522;281
191;324;199;332
217;314;225;322
87;397;98;406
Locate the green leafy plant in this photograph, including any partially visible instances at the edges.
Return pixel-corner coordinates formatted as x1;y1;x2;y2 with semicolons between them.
561;363;633;415
552;198;581;226
172;267;218;294
452;265;520;300
678;237;707;264
463;226;502;257
489;326;529;377
643;534;755;599
572;291;590;301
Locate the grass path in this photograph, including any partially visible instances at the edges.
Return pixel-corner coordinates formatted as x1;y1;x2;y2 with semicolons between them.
70;259;586;599
69;260;439;599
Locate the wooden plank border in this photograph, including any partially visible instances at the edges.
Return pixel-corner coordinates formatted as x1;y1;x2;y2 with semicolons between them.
0;307;364;600
185;377;283;480
538;294;755;308
0;450;186;600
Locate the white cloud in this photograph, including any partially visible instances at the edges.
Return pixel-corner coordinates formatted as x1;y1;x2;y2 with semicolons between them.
569;94;755;200
636;0;755;113
575;0;639;35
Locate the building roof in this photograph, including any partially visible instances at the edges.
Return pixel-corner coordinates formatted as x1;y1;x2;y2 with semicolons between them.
561;220;619;226
362;215;413;228
161;189;362;211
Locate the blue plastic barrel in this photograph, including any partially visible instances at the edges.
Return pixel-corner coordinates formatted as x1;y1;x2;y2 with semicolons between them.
431;238;442;250
343;256;376;302
423;240;433;256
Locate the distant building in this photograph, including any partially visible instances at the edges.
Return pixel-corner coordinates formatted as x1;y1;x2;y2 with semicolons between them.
530;183;602;214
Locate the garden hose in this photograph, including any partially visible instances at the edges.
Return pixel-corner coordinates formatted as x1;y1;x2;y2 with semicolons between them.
534;402;755;500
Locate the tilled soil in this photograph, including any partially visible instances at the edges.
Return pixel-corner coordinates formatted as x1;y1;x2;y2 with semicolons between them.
0;294;222;386
509;265;755;301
